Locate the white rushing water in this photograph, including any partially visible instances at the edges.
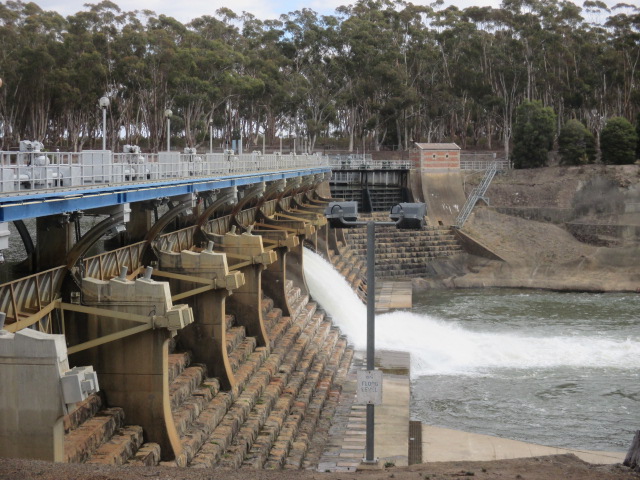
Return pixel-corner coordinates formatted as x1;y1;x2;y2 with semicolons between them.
302;248;640;378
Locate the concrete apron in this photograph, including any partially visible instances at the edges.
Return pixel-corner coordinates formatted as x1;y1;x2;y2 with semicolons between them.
421;425;626;465
343;351;626;470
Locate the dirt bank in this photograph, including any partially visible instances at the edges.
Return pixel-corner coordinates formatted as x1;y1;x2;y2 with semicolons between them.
1;454;639;480
419;164;640;292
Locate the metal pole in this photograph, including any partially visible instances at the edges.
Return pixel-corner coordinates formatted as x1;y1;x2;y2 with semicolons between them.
102;107;107;151
166;117;171;152
365;220;375;462
209;124;213;153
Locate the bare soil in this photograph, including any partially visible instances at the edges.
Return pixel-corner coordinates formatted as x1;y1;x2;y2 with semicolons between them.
418;164;640;292
1;454;639;480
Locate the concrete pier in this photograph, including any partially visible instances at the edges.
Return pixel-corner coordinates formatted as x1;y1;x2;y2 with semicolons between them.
375;281;412;312
317;350;410;471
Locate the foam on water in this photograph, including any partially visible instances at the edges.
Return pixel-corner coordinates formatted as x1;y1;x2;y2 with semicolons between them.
303;248;640;377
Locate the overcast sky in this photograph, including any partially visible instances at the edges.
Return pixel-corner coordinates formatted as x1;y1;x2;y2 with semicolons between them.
35;0;511;24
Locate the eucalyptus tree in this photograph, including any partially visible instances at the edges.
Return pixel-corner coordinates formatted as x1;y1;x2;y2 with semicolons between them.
334;0;423;151
0;1;67;148
237;13;291;148
604;4;640;119
279;9;343;152
61;1;128;150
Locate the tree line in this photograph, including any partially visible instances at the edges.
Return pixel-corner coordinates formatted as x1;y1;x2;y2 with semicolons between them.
0;0;638;160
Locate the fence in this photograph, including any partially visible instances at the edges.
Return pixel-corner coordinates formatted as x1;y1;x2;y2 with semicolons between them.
0;150;329;195
460;153;510;171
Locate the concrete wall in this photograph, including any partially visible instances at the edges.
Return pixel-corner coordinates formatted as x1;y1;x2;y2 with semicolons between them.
0;329;69;461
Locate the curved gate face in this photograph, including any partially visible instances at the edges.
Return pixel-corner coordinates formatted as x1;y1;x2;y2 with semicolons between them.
0;266;66;333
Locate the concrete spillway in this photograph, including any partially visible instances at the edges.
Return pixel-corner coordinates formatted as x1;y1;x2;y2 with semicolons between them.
0;172;369;469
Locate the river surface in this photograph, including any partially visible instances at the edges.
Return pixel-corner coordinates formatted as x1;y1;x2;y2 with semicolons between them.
303;248;640;452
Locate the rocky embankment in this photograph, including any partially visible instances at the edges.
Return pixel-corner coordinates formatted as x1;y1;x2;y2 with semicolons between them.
415;164;640;292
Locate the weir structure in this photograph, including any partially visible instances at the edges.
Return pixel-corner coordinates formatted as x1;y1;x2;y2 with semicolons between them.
0;148;369;468
0;143;493;469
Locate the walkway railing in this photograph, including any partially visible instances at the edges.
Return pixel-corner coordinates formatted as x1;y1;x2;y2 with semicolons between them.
0;150;329;196
328;155;411;170
460;153;510;171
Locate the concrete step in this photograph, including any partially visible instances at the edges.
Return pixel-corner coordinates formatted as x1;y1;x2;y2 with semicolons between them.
263;325;338;469
226;326;247;355
232;347;270;398
64;407;125;463
178;365;247;464
190;298;318;469
86;425;144;465
303;345;354;469
286;336;348;469
235;309;324;467
168;351;192;384
126;442;161;466
265;306;283;330
241;312;327;470
185;392;234;468
170;364;207;410
286;286;302;307
267;311;291;351
228;337;258;374
64;393;103;433
289;293;310;320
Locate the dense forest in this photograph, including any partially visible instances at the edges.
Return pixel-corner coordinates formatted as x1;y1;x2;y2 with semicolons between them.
0;0;638;157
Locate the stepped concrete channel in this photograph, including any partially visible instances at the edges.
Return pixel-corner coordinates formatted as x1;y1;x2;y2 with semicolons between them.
342;213;464;279
57;279;356;470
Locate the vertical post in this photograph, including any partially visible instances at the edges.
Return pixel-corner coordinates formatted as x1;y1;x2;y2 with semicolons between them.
166;117;171;152
365;220;375;463
99;96;109;151
102;107;107;151
164;109;172;153
279;136;283;154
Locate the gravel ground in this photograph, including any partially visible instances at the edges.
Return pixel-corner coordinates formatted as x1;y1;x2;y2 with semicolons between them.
1;455;639;480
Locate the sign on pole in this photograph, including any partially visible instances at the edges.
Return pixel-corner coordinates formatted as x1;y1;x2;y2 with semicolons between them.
356;369;383;405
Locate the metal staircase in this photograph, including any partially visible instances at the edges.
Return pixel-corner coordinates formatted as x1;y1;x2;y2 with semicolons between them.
455;161;497;228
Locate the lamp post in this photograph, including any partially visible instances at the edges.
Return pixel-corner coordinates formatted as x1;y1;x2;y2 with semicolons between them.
324;201;426;465
209;119;214;154
164;109;173;152
99;96;110;150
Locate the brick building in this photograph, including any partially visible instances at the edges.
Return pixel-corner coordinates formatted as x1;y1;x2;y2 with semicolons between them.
410;143;461;170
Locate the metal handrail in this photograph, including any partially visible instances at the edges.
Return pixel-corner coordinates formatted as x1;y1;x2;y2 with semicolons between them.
328;156;411;170
455;161;498;228
0;150;329;196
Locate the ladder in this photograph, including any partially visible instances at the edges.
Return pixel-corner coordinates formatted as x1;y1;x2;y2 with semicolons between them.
455;161;497;228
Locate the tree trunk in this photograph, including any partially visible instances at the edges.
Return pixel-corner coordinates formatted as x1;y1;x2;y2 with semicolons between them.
624;430;640;472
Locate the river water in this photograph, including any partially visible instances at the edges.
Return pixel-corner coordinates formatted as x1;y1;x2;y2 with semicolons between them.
303;248;640;452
